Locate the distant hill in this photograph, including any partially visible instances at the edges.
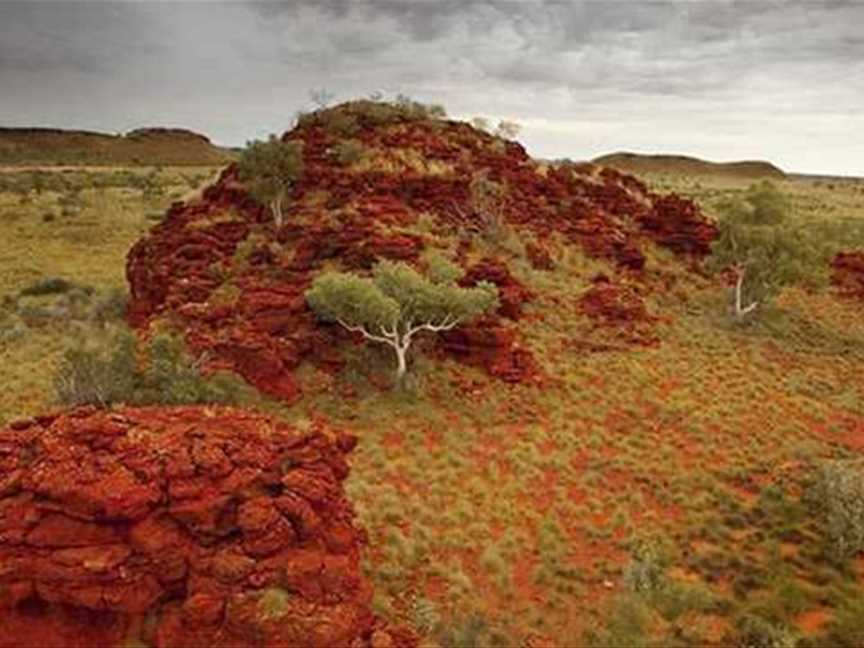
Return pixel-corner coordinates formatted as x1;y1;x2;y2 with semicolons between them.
0;127;235;167
593;151;786;179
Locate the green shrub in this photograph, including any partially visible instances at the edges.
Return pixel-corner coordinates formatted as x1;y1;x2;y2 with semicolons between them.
623;539;667;594
805;460;864;562
583;596;652;648
54;325;240;407
90;288;128;324
468;172;509;244
731;613;797;648
816;596;864;647
19;277;75;297
237;135;304;227
432;614;518;648
54;327;138;407
333;139;366;165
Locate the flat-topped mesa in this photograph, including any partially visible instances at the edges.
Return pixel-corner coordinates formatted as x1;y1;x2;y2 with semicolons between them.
0;406;415;648
126;101;716;401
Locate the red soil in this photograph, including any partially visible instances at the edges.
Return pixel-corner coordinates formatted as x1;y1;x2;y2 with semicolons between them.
0;406;415;648
126;103;715;402
832;251;864;300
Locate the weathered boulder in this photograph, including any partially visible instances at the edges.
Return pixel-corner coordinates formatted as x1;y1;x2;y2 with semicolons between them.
0;406;410;647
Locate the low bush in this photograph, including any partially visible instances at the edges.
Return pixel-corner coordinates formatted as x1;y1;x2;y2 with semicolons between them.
432;613;519;648
333;139;367;165
623;538;667;594
54;325;241;408
730;613;797;648
19;277;76;297
805;459;864;562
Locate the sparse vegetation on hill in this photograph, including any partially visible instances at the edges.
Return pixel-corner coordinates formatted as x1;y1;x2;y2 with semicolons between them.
2;97;864;645
0;126;234;166
594;151;786;180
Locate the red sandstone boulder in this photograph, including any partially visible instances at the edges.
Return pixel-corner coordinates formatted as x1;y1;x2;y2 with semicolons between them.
577;276;659;346
0;406;409;647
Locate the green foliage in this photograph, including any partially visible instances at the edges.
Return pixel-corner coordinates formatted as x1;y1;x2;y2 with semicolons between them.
54;325;241;408
236;135;304;223
257;588;291;620
709;182;830;313
297;97;447;132
623;538;667;594
583;596;652;648
432;613;518;648
468;172;508;243
306;260;497;377
307;260;498;336
731;613;797;648
805;459;864;562
19;277;76;297
333;138;367;165
423;251;463;285
816;596;864;647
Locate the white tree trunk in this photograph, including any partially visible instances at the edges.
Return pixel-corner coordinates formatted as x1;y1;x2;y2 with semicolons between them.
394;342;408;380
271;196;284;228
733;268;758;318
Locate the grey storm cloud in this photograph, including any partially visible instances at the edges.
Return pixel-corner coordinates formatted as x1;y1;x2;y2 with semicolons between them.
0;0;862;175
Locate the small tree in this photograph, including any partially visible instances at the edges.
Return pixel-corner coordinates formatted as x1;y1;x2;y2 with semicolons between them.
495;120;521;140
237;135;304;227
306;259;499;380
709;182;822;318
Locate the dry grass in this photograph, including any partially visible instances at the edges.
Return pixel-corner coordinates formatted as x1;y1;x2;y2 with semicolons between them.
2;165;864;645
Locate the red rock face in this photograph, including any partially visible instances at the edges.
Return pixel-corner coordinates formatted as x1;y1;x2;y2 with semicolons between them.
832;251;864;300
0;406;407;647
461;258;534;320
126;103;715;400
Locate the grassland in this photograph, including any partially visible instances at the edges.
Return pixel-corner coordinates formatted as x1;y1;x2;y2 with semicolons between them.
1;166;863;645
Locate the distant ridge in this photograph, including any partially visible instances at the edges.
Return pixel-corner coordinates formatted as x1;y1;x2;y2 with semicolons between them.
593;151;785;179
0;127;234;166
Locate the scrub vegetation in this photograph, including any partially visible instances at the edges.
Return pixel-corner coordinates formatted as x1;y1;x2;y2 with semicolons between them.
2;101;864;646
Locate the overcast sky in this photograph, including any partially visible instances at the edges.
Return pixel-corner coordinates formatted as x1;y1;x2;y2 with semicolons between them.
1;1;862;175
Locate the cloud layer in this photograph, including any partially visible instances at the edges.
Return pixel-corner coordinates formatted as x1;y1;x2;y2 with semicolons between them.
1;1;862;175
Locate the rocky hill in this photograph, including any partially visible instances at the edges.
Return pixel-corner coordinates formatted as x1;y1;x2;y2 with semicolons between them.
126;100;717;403
593;151;786;179
0;127;234;166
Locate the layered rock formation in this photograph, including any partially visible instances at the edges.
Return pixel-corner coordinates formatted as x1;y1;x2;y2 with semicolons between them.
126;101;716;401
0;406;409;647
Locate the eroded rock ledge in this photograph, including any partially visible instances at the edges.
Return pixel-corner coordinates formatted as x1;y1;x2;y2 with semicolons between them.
0;406;413;647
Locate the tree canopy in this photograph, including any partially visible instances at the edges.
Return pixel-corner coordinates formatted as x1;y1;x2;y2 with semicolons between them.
306;259;499;378
236;135;303;227
709;182;831;317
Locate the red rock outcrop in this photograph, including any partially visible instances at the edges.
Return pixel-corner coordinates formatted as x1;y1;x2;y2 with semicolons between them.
832;251;864;300
577;276;659;346
0;406;409;647
126;101;716;401
461;258;534;320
